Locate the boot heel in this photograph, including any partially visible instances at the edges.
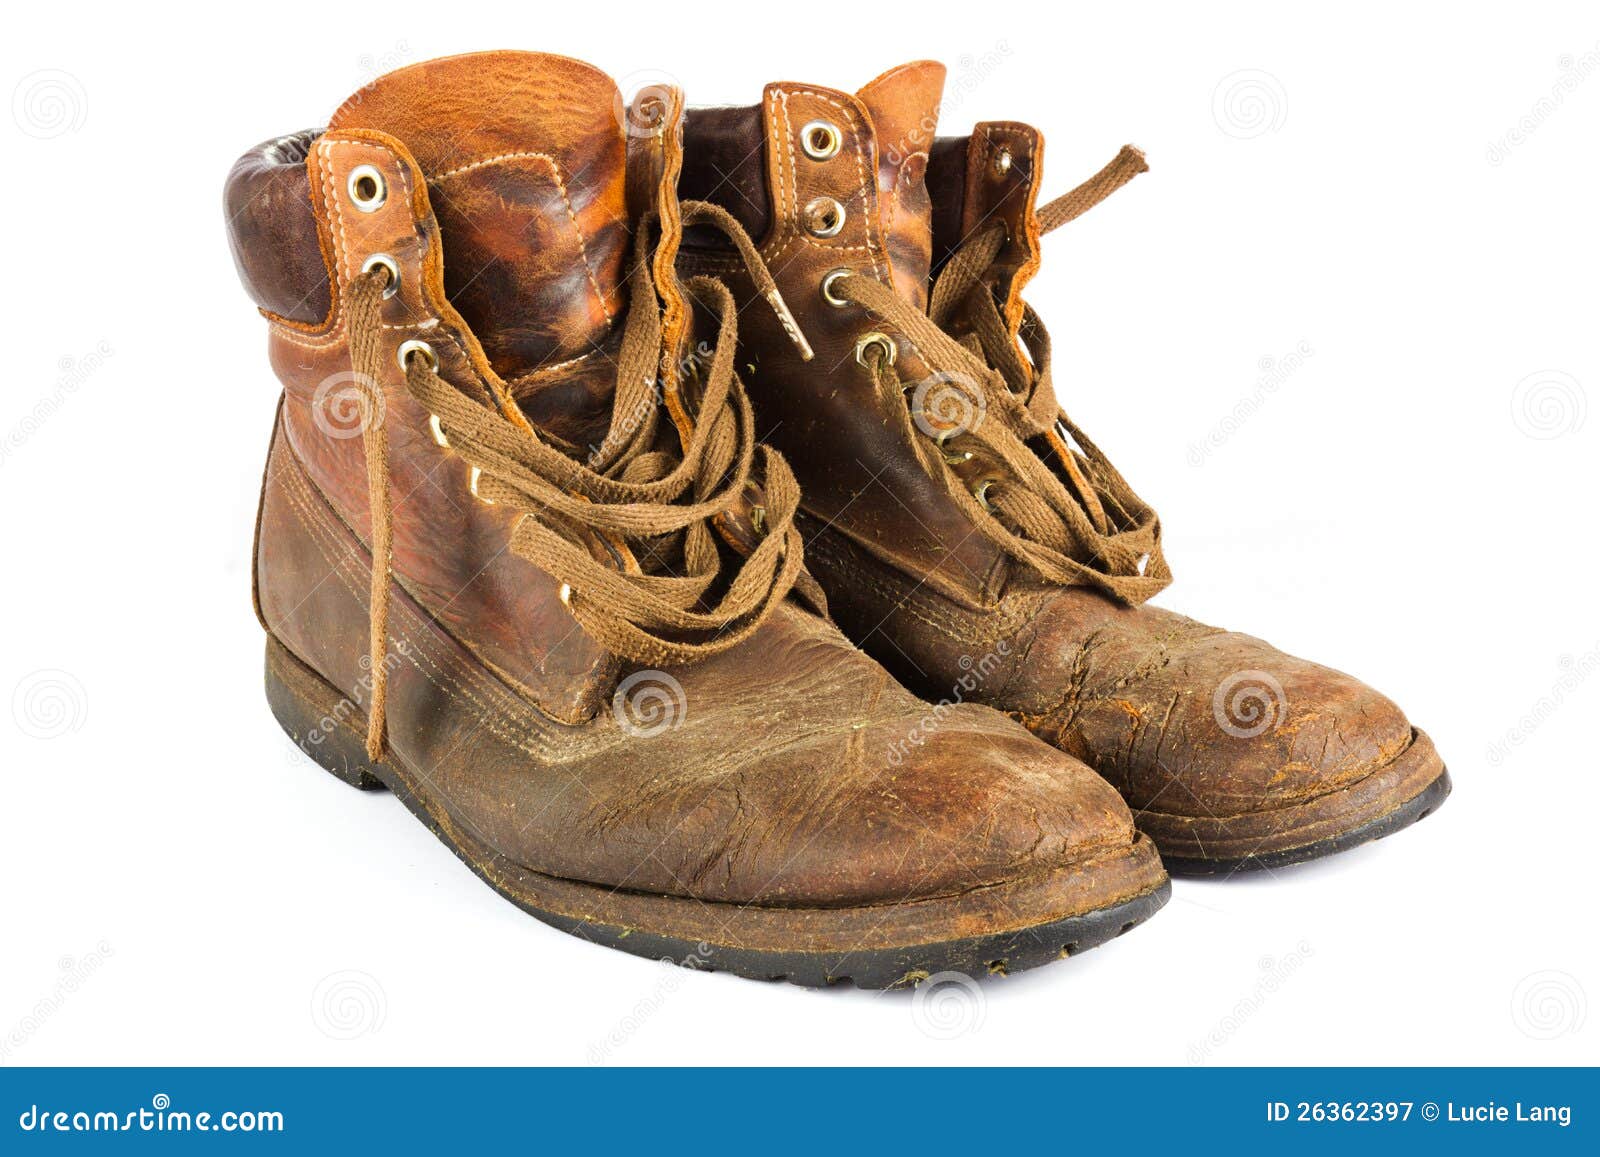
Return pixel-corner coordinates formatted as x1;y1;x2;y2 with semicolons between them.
264;635;387;791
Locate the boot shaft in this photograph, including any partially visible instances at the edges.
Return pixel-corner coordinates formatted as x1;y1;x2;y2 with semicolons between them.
678;64;1017;602
225;52;688;724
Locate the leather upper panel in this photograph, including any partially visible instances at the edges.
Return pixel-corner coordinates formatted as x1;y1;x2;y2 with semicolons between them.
327;51;631;379
223;130;331;324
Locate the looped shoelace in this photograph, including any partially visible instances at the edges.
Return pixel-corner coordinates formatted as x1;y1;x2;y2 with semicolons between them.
344;203;822;760
831;145;1172;604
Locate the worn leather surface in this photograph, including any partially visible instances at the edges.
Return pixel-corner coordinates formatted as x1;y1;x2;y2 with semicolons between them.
236;54;1152;909
258;395;1140;906
326;51;630;381
224;130;331;324
857;61;945;309
688;76;1432;827
679;67;1010;604
954;121;1046;332
802;525;1415;817
265;119;619;725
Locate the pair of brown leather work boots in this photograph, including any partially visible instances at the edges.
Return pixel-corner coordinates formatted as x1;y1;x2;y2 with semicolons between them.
225;51;1449;987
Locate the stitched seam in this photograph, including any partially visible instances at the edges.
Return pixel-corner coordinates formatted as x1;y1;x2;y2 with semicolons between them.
884;151;927;238
271;317;440;349
759;92;798;263
277;428;596;751
314;142;348;333
505;349;601;387
431;150;615;323
783;88;889;282
272;447;562;761
807;534;1034;640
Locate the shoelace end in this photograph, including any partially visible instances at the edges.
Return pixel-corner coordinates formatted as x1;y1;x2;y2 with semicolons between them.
765;289;814;362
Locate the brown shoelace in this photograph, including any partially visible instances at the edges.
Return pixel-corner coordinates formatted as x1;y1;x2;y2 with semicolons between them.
826;145;1170;603
345;207;820;760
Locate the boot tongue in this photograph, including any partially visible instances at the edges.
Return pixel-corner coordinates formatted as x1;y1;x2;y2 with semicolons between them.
328;51;630;380
856;61;945;307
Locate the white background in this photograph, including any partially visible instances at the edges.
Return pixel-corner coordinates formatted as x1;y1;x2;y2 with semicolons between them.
2;1;1595;1066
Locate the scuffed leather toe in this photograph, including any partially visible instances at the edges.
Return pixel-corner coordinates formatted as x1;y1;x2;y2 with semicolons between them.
700;701;1140;908
480;605;1144;909
1014;589;1416;818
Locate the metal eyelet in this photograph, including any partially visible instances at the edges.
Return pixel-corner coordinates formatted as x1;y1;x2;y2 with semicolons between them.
468;466;493;504
428;414;449;448
558;583;573;607
396;340;437;373
972;478;998;511
347;164;387;212
803;196;846;238
800;120;842;160
935;427;974;465
855;332;898;368
989;148;1013;179
361;253;400;299
820;268;853;307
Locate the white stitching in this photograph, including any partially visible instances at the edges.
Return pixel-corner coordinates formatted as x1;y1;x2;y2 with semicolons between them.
763;88;889;285
430;150;616;323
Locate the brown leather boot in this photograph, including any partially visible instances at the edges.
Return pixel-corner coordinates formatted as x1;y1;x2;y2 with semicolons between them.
678;62;1450;875
224;51;1168;985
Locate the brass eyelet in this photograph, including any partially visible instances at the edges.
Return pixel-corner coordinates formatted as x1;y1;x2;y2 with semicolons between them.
800;120;842;161
989;148;1013;179
803;196;846;238
558;583;573;606
855;332;898;368
396;340;437;373
361;253;400;299
935;427;974;464
428;414;449;448
468;466;493;504
820;268;853;307
347;164;387;212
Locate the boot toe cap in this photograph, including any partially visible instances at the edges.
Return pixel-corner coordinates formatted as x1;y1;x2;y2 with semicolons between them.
1070;630;1416;817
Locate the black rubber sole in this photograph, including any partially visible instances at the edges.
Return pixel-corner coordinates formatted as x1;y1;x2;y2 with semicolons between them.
1160;769;1452;877
266;637;1170;989
541;882;1172;989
